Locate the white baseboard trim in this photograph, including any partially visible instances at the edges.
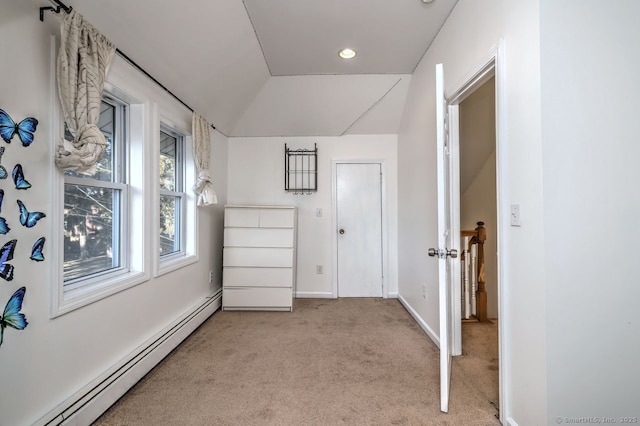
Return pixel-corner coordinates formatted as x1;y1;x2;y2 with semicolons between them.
36;291;222;426
397;293;440;348
387;292;398;298
295;291;333;298
506;417;519;426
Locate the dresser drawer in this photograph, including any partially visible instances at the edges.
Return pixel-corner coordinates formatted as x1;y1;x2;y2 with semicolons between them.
259;208;295;228
224;208;259;228
223;287;292;310
224;228;294;248
223;267;293;287
223;247;294;267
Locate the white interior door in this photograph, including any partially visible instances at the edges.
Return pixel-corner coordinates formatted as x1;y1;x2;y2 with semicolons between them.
336;163;383;297
431;63;461;413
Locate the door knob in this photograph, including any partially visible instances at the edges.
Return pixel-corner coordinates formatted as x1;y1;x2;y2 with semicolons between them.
428;248;458;258
339;229;345;234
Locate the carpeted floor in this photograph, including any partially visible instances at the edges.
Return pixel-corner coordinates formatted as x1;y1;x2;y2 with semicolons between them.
94;298;499;425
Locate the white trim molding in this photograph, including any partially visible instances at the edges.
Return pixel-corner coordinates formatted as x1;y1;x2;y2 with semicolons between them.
295;291;333;298
397;294;439;347
506;417;520;426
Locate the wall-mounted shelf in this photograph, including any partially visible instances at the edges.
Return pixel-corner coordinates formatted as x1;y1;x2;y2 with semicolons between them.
285;143;317;194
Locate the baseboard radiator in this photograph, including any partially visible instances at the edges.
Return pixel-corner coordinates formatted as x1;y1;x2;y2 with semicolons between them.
35;291;222;426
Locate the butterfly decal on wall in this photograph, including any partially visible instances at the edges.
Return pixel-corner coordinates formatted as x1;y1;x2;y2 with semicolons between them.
0;190;9;235
17;200;46;228
0;109;38;147
0;239;16;281
30;237;45;262
12;164;31;190
0;147;7;179
0;286;28;348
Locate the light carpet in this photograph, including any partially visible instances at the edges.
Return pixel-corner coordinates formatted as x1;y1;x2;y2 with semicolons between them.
94;298;499;425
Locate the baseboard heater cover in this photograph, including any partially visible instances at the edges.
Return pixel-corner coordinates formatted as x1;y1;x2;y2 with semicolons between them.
35;291;221;426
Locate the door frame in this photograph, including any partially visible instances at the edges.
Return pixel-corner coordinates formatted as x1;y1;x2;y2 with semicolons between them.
331;159;389;299
441;40;507;422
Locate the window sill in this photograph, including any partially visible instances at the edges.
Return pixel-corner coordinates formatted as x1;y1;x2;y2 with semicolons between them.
156;252;198;278
52;270;150;318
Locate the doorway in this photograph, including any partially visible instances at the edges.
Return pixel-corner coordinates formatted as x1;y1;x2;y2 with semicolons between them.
332;161;385;298
440;42;506;422
458;76;500;417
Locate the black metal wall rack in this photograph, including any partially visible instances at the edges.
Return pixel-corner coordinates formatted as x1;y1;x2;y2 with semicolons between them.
285;143;317;194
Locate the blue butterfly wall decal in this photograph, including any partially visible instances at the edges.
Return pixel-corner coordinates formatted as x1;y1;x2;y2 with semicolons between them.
17;200;45;228
0;190;9;235
0;239;16;281
0;286;28;348
0;147;7;179
0;109;38;146
30;237;45;262
12;164;31;190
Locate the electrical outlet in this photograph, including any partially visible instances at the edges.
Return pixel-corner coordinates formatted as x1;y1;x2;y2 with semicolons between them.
209;271;214;284
316;265;324;274
422;285;427;299
510;204;522;227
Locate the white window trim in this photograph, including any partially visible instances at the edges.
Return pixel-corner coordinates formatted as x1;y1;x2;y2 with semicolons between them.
49;44;152;317
152;112;198;278
49;42;198;317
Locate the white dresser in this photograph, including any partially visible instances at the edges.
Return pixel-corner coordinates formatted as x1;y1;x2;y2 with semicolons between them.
222;205;297;311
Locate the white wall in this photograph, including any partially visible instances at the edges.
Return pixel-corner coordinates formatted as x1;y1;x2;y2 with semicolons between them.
227;135;398;298
540;1;640;421
461;152;498;318
397;0;546;423
0;3;227;424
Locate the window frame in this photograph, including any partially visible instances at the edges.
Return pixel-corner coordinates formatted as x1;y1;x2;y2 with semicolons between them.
51;80;150;318
62;96;129;289
158;125;186;259
153;116;198;277
50;54;199;317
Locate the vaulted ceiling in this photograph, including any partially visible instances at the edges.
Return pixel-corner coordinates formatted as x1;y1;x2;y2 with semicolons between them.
38;0;458;137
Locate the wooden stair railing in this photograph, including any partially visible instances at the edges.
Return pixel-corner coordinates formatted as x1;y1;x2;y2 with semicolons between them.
461;221;489;323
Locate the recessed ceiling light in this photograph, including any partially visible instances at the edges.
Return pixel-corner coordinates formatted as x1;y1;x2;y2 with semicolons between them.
339;48;356;59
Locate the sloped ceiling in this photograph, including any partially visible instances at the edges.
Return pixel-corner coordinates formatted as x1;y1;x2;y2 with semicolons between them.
459;77;496;194
232;74;411;137
36;0;458;137
59;0;270;136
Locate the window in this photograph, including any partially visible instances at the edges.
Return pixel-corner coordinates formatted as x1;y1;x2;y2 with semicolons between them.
63;97;127;286
159;127;185;257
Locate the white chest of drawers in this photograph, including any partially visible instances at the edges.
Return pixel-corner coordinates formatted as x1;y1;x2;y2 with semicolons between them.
222;205;297;311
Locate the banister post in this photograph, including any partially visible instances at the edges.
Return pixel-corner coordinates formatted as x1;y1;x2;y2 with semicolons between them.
475;221;489;322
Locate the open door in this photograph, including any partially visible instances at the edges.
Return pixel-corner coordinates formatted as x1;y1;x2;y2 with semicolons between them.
429;63;462;413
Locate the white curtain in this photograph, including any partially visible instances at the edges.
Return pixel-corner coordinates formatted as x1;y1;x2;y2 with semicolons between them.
192;113;217;206
56;10;116;174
